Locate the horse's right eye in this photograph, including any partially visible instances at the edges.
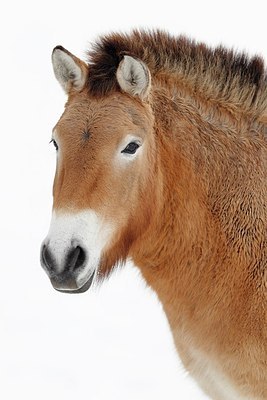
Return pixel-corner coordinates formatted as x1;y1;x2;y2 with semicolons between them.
121;142;140;155
50;139;58;151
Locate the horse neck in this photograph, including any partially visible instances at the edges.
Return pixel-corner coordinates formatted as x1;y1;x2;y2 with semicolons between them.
130;79;266;327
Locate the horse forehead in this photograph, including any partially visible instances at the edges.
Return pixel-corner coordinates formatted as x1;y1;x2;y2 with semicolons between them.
58;102;143;139
67;92;134;114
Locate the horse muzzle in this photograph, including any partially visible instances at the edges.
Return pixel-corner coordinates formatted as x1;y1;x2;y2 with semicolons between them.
40;242;95;293
40;210;114;293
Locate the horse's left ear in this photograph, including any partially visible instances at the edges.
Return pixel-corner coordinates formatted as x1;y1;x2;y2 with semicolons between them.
52;46;88;94
116;56;151;100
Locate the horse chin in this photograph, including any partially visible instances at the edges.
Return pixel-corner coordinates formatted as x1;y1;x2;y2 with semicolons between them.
51;271;95;294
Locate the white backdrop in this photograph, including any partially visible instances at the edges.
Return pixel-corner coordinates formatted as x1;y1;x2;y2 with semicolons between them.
1;1;266;399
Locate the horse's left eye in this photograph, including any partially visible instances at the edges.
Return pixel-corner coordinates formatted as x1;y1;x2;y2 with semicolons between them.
121;142;140;155
50;139;58;151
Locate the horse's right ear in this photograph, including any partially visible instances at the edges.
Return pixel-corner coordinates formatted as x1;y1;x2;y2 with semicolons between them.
51;46;88;94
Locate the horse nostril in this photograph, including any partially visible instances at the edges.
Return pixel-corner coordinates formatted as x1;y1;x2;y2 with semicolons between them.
41;244;55;272
67;246;86;271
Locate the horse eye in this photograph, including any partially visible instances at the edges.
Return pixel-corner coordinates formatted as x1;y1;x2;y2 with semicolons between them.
121;142;140;155
50;139;58;151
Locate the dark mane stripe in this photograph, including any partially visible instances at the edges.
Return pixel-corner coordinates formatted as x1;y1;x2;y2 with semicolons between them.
87;30;267;115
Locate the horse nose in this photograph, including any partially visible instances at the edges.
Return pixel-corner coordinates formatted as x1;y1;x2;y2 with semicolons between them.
41;243;87;289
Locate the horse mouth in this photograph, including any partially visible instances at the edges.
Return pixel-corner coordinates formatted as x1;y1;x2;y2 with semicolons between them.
51;271;95;294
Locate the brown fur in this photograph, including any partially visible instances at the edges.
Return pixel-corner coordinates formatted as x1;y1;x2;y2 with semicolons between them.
87;30;267;120
51;31;267;399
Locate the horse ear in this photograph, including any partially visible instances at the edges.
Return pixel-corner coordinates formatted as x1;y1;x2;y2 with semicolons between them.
116;56;151;100
51;46;88;94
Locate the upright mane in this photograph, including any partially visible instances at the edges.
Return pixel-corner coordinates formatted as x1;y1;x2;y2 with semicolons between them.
87;30;267;118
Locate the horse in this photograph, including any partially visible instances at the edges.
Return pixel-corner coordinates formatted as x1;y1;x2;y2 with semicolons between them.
40;30;267;399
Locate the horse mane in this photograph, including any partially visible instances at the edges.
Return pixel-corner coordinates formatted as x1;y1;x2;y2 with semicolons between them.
87;30;267;117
